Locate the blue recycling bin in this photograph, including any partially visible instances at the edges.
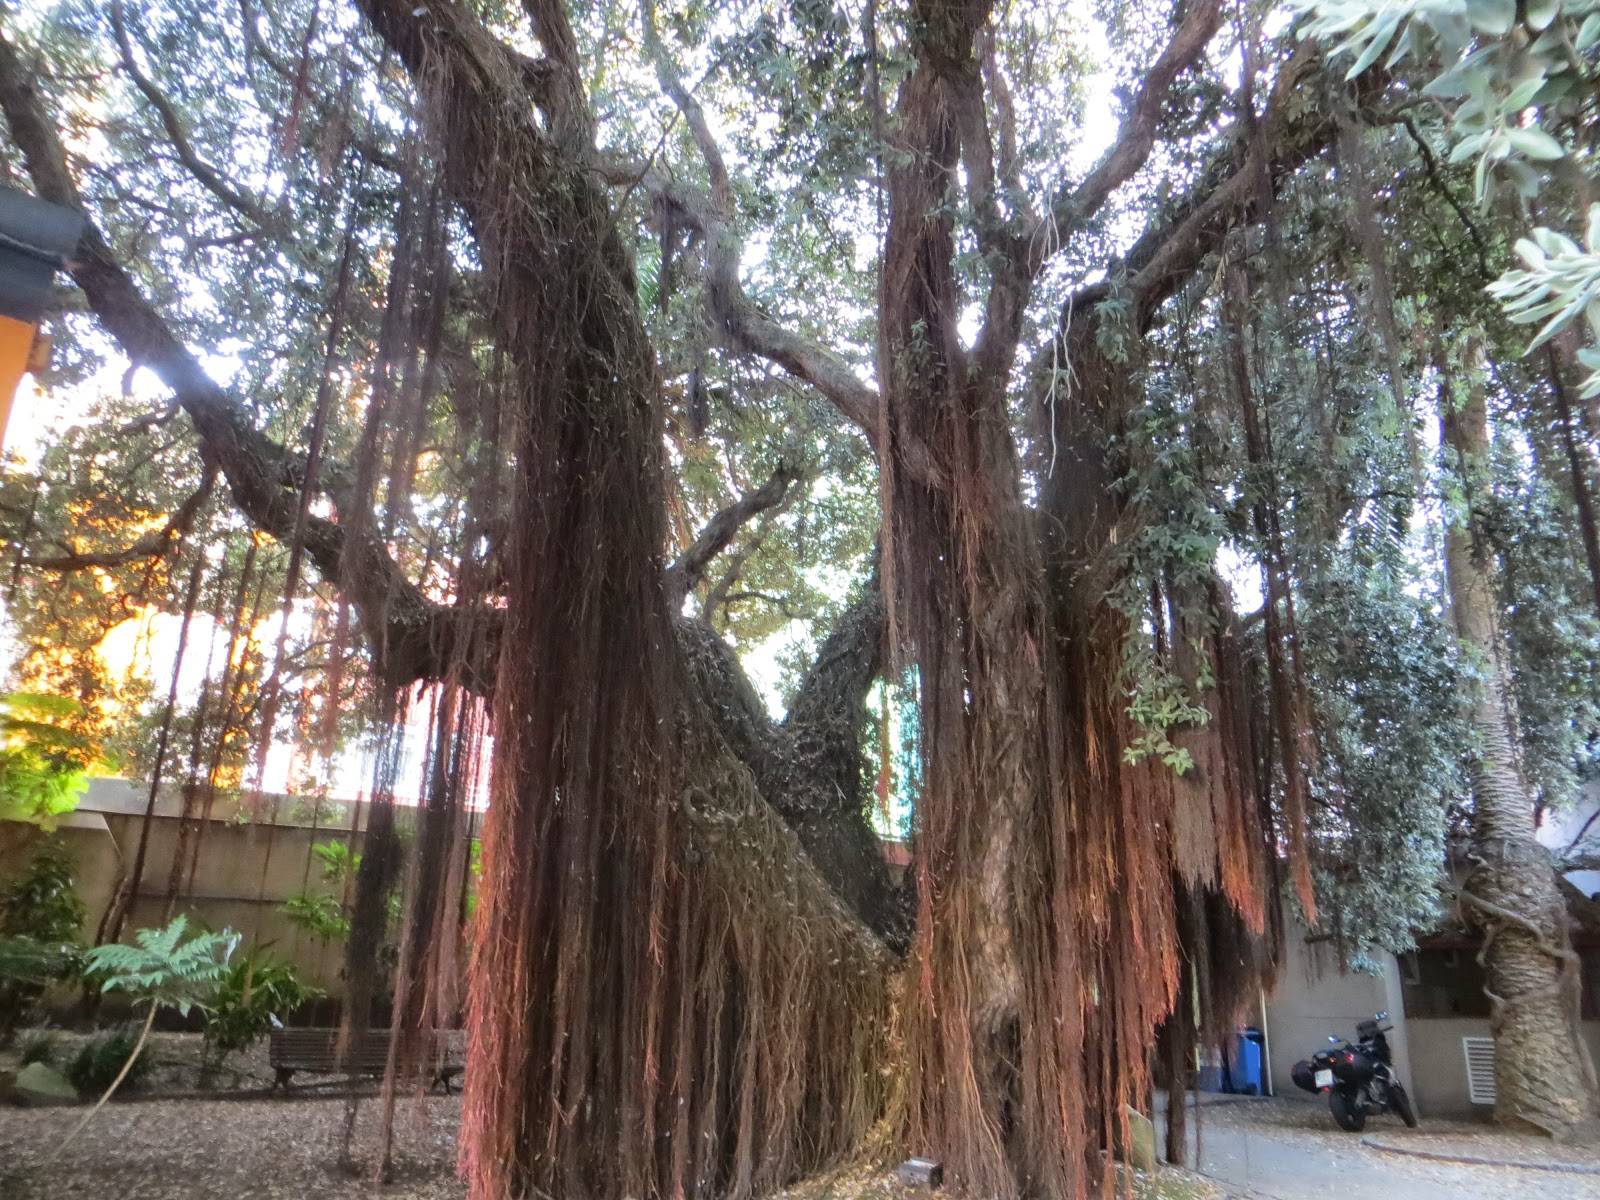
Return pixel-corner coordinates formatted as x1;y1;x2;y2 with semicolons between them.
1230;1028;1263;1095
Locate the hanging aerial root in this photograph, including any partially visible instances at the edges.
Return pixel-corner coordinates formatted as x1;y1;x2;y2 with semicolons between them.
462;708;892;1200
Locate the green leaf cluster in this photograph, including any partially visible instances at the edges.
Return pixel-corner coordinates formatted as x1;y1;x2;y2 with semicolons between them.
80;914;238;1018
202;943;322;1064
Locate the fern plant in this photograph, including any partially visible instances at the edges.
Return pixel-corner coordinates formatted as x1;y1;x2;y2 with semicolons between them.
52;916;237;1157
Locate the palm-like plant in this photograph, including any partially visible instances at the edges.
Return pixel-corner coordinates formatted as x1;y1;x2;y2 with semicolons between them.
51;915;237;1157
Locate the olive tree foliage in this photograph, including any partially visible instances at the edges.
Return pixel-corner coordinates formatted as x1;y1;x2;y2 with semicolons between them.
1290;2;1600;821
1299;0;1600;393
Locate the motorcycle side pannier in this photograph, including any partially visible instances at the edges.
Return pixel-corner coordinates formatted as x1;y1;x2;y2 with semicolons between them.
1290;1058;1320;1094
1330;1048;1376;1085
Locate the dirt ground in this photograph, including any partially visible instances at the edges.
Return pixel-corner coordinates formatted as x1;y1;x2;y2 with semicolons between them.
4;1069;1597;1200
0;1090;1216;1200
0;1093;1224;1200
0;1093;463;1199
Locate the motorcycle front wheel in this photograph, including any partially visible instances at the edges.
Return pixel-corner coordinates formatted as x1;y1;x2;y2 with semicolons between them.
1329;1088;1367;1132
1389;1083;1419;1128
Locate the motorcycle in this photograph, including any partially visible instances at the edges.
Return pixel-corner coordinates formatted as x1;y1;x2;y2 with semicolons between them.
1290;1011;1418;1132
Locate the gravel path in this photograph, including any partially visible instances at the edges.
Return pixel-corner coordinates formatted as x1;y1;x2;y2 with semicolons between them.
1191;1097;1600;1200
0;1093;466;1199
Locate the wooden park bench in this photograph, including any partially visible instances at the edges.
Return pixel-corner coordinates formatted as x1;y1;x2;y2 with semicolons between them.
268;1027;463;1094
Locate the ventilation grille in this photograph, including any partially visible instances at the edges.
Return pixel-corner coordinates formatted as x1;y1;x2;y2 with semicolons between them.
1462;1036;1495;1105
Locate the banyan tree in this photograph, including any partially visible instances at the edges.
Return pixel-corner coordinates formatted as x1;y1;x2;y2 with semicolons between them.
3;0;1598;1195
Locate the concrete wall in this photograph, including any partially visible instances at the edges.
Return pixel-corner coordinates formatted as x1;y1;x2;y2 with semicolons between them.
0;778;402;995
1405;1015;1600;1117
1262;924;1415;1112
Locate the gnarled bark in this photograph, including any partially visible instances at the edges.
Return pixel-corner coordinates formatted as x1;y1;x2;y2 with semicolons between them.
683;581;906;946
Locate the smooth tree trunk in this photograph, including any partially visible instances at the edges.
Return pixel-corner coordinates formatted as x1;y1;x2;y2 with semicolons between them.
1439;351;1600;1140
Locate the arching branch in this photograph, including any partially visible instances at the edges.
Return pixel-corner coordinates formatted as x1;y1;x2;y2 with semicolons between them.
665;459;801;607
0;26;482;691
1049;43;1342;337
633;2;881;439
1023;0;1224;275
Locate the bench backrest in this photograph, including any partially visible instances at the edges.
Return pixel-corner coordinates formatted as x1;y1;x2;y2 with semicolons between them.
268;1027;451;1073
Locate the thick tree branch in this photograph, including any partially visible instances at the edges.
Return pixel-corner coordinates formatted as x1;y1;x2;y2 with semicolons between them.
1025;0;1224;275
634;2;881;439
980;27;1027;218
1062;44;1339;332
665;459;801;606
520;0;593;149
1560;850;1600;874
678;573;904;943
0;25;485;690
785;573;885;735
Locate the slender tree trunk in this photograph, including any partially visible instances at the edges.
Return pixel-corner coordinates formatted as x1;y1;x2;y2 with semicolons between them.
1546;341;1600;620
49;1001;157;1160
1438;350;1600;1140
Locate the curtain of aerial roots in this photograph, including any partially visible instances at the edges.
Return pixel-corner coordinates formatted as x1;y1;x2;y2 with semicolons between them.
351;41;892;1197
373;156;499;1165
97;547;207;945
332;131;452;1145
888;530;1274;1191
881;217;1282;1198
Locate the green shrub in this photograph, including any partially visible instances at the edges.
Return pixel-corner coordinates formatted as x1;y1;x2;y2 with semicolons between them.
0;844;85;945
279;892;350;942
0;846;85;1037
65;1027;150;1095
17;1027;57;1066
203;944;321;1066
310;839;359;884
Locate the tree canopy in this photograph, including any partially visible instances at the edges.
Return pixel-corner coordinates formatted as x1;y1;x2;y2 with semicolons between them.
2;0;1599;1188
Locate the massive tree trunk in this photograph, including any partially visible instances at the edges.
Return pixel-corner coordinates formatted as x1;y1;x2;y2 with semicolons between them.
876;2;1282;1192
874;6;1060;1192
1439;349;1600;1141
